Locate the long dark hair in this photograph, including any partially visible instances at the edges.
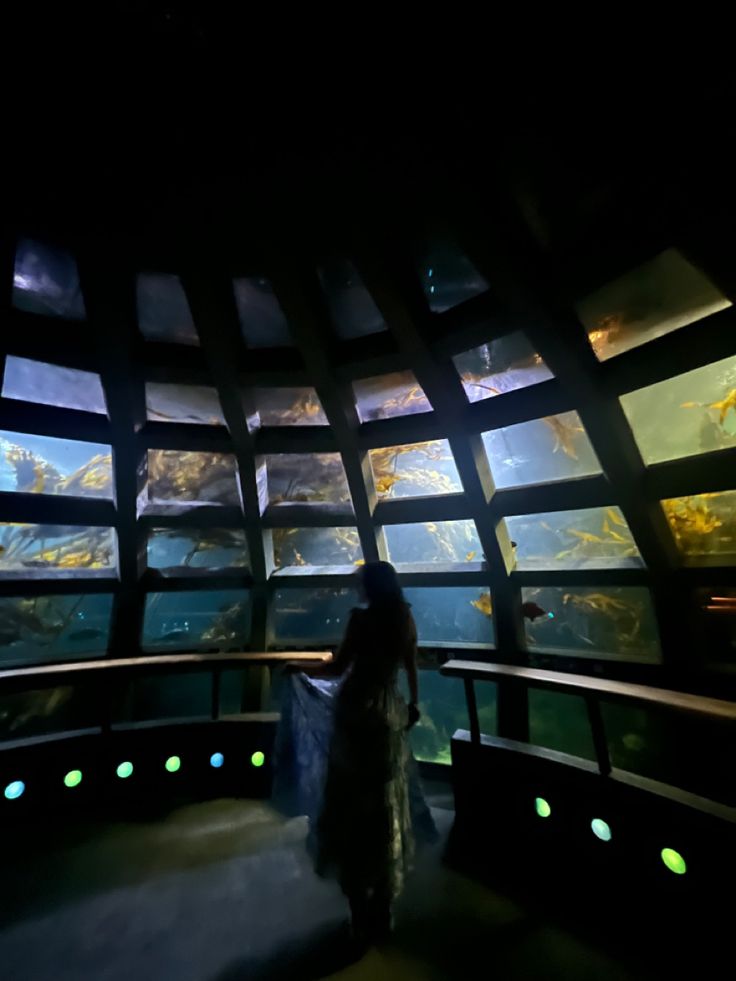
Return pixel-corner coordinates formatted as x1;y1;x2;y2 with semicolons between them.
358;560;405;607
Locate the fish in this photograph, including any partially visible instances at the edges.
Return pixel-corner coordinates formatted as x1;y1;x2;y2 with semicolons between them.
568;529;605;544
353;559;365;566
426;523;439;534
680;401;700;409
68;628;106;642
470;594;493;617
709;388;736;424
543;416;583;460
540;522;553;532
606;508;627;528
465;551;476;561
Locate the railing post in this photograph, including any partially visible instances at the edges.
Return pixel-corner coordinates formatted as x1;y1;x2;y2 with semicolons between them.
586;696;611;777
464;678;480;745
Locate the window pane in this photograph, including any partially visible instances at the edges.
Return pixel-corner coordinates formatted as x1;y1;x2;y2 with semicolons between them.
263;453;351;506
576;249;730;361
114;673;212;723
409;671;469;765
482;411;601;489
452;332;553;403
620;354;736;465
137;273;199;346
521;586;661;662
384;520;481;566
0;685;97;741
0;524;117;577
416;241;488;313
145;383;225;426
3;356;107;415
145;450;240;508
0;594;113;666
319;258;386;339
272;587;356;646
0;431;113;499
504;507;642;570
529;689;596;760
12;238;86;319
147;527;249;574
233;277;292;347
250;387;328;427
662;491;736;565
142;590;251;651
272;527;362;571
353;371;432;422
369;440;462;499
403;587;494;647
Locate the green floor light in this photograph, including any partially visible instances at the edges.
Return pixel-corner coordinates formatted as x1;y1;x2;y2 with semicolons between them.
116;761;134;779
4;780;25;800
165;756;181;773
64;770;83;788
591;818;612;842
251;751;265;768
661;848;687;875
535;796;551;818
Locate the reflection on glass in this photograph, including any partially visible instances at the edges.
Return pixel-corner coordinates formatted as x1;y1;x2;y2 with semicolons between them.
318;258;386;339
407;672;474;765
662;491;736;565
147;527;249;574
353;371;432;422
3;356;107;415
576;249;731;361
272;587;356;646
251;388;328;427
403;587;494;646
146;383;225;425
521;585;661;661
621;354;736;465
264;453;351;505
504;507;642;570
385;520;481;566
0;594;113;666
142;590;251;651
145;450;240;508
272;527;362;570
233;277;292;347
482;411;600;489
0;524;117;577
416;241;488;313
529;689;596;760
0;431;113;499
137;273;199;346
115;673;212;723
12;238;86;319
452;332;553;403
0;685;96;741
369;440;462;499
693;588;736;668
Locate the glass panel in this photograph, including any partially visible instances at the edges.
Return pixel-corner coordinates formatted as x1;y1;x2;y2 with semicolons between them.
251;387;328;427
272;587;356;646
452;332;553;403
12;238;86;319
233;277;292;347
403;587;494;647
0;594;113;666
416;241;488;313
521;586;661;662
263;453;351;506
145;383;225;426
0;524;117;577
353;371;432;422
384;520;481;566
145;450;240;508
409;672;469;765
319;258;386;339
114;673;211;722
3;356;106;415
662;491;736;565
620;354;736;465
693;588;736;669
272;527;362;571
142;590;251;651
504;506;642;570
482;411;601;489
0;685;97;741
137;273;199;346
147;527;249;574
0;431;113;499
529;689;596;760
576;249;731;361
369;440;462;499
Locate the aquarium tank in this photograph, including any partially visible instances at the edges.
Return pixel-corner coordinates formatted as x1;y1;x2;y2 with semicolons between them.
12;238;86;319
452;331;553;403
415;239;489;313
369;440;463;499
353;371;432;421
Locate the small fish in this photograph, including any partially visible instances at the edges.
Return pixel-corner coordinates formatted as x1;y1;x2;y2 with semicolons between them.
426;522;439;534
159;629;189;642
606;508;627;529
68;628;106;642
680;401;700;409
353;559;365;566
568;529;604;544
465;551;476;561
281;608;309;615
470;594;493;617
540;522;553;532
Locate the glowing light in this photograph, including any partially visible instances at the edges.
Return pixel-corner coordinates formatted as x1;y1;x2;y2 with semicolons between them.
428;268;434;278
4;780;25;800
64;770;82;788
429;285;435;294
251;751;265;768
591;818;612;841
535;797;551;818
661;848;687;875
165;756;181;773
210;752;224;768
116;761;134;779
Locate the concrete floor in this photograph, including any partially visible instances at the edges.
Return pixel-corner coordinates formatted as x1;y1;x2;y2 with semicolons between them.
0;791;675;980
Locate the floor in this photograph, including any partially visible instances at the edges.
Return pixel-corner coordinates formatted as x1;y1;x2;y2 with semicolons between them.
0;788;697;980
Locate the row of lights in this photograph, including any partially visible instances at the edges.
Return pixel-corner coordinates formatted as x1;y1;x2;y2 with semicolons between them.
3;750;266;801
534;797;687;875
